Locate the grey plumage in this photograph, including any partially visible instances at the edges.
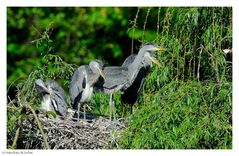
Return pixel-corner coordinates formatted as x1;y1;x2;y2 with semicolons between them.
94;66;131;120
120;44;166;113
121;54;137;68
120;54;149;113
69;60;105;120
35;79;67;116
120;43;166;113
94;43;165;120
94;66;129;93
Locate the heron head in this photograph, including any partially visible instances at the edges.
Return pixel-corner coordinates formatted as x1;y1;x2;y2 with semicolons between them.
89;60;106;81
140;43;166;68
140;42;167;53
35;79;50;94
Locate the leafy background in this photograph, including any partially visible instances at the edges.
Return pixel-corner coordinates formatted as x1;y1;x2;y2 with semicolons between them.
7;7;232;149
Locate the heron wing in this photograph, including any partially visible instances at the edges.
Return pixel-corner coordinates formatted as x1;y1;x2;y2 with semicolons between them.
82;76;86;88
45;80;66;101
50;91;68;116
69;66;88;106
94;66;129;90
103;66;128;76
121;67;147;105
121;54;137;67
45;80;68;116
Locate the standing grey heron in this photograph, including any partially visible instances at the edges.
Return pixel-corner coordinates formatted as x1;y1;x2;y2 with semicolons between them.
35;79;67;116
94;43;165;120
94;65;129;121
120;44;166;113
121;54;146;114
69;60;106;120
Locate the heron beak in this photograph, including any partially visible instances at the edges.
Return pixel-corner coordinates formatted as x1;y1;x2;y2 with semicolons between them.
147;55;162;68
35;80;50;94
156;47;167;52
98;68;106;81
41;86;51;94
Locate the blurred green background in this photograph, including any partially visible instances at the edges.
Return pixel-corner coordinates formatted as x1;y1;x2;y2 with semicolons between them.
7;7;137;97
7;7;232;149
7;7;160;95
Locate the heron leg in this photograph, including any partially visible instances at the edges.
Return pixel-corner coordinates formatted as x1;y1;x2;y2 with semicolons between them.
77;103;81;122
110;93;113;121
83;105;86;120
112;95;116;121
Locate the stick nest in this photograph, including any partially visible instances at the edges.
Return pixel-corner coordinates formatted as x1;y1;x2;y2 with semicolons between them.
19;113;126;149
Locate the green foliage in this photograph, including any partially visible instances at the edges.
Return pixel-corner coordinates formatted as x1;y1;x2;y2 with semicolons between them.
91;91;125;119
116;7;232;149
31;23;55;55
118;80;232;149
16;53;75;104
7;7;232;149
7;28;76;148
7;7;135;91
7;107;21;135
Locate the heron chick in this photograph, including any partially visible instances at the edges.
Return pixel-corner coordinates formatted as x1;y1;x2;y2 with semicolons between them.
35;79;67;116
69;60;106;120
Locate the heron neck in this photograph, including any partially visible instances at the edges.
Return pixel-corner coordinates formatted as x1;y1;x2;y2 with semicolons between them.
127;52;144;82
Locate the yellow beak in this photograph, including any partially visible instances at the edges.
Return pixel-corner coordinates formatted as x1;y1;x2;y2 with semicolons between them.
147;55;162;68
97;68;106;81
156;47;167;52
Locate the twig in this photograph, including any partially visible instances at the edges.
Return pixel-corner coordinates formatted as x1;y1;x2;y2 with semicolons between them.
131;7;140;54
11;114;22;149
27;104;50;149
156;7;161;44
141;7;151;45
197;47;203;81
182;34;187;81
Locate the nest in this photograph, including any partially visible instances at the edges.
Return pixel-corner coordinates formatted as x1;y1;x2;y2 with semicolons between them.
19;113;126;149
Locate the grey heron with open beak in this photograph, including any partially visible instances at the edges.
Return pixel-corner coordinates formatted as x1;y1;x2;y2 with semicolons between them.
94;43;166;120
121;43;167;113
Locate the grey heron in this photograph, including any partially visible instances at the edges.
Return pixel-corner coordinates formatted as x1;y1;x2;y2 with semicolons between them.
120;44;166;113
69;60;106;120
35;79;67;116
94;43;165;120
120;54;146;114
